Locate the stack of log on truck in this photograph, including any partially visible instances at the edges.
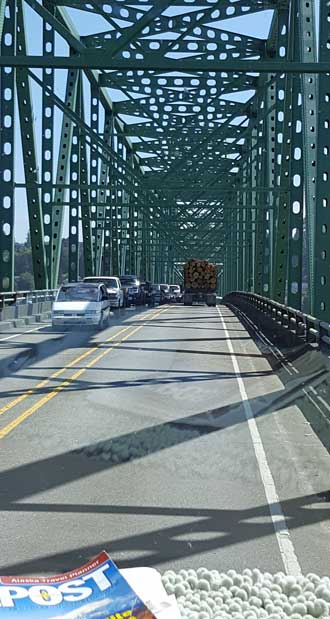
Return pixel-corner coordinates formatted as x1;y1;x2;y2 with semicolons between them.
183;259;217;307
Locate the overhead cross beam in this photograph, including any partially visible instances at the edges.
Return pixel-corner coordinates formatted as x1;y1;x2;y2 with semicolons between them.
0;56;327;72
0;0;325;319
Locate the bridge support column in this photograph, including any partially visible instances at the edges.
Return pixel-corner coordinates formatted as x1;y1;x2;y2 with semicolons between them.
51;67;79;287
79;89;94;278
16;0;48;289
237;204;244;291
0;0;15;292
287;51;303;310
95;111;112;276
313;0;330;320
273;6;291;304
68;105;80;282
244;152;253;292
41;0;54;287
298;0;317;314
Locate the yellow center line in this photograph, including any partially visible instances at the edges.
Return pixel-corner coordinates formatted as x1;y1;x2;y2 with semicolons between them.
0;308;161;419
0;326;128;417
0;308;168;439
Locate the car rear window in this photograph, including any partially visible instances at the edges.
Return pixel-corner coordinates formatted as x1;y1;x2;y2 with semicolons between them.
57;285;99;302
84;278;118;288
120;278;138;285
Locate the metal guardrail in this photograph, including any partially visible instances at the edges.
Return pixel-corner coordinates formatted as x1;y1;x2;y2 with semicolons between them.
0;289;57;322
0;289;57;309
224;292;330;347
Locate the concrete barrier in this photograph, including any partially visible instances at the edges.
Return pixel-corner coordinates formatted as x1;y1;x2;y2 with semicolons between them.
0;290;56;326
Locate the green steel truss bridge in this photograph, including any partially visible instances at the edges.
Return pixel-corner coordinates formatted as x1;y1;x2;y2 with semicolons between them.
0;0;328;318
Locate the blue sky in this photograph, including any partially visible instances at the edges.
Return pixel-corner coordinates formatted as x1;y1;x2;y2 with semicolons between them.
15;2;320;242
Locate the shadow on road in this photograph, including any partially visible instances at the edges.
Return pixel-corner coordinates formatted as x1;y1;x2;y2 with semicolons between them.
0;307;154;384
0;490;329;574
0;363;273;400
0;306;329;574
0;367;328;573
0;383;302;502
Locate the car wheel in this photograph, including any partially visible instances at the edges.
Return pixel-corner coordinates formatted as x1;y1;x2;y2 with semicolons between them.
97;314;105;330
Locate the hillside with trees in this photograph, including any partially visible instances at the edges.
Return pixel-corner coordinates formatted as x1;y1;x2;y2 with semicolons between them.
15;235;85;290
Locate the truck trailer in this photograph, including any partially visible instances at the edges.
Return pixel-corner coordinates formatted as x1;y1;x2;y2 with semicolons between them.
183;259;217;307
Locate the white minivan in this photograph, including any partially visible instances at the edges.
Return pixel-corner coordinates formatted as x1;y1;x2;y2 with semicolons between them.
52;282;111;329
83;276;124;309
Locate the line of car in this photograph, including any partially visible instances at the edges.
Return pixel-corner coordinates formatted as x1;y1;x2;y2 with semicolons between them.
51;276;182;329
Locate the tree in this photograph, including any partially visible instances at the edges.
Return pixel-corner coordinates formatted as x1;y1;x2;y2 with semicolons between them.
16;272;35;291
14;237;85;289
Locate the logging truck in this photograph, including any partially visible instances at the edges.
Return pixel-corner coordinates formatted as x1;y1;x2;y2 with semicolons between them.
183;259;217;307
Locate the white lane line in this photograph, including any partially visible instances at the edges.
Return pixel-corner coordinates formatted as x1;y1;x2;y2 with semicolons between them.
217;306;301;577
0;324;50;343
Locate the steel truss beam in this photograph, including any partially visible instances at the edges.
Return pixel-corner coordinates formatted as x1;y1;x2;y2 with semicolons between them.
314;0;330;320
0;0;15;291
0;0;323;309
16;0;48;288
26;63;186;264
0;57;329;73
272;6;292;304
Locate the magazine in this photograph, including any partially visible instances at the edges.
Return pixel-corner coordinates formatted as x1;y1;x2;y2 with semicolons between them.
0;551;160;618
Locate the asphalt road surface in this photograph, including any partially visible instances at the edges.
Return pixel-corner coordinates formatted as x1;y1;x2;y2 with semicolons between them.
0;304;329;577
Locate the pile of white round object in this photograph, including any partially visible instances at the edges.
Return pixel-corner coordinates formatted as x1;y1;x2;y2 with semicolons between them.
162;568;330;618
76;425;200;463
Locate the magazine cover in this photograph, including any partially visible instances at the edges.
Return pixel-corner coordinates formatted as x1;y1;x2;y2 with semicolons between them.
0;551;157;618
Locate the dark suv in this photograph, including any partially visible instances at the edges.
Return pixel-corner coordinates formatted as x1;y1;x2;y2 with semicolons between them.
119;275;144;306
160;284;171;304
140;281;153;305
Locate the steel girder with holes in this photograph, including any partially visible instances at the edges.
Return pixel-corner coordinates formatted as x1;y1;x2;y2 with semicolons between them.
0;0;325;317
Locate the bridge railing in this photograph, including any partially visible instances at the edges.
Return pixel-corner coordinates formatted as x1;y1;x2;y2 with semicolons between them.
224;292;330;348
0;289;57;323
